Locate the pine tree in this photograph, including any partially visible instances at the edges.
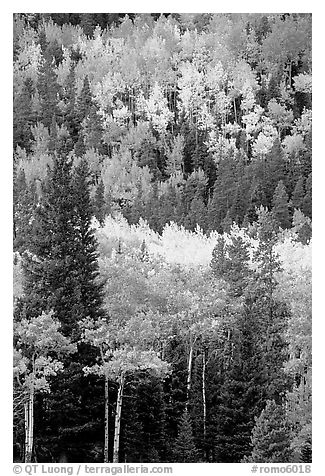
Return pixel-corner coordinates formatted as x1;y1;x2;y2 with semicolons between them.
221;210;233;233
79;13;96;37
63;62;78;142
71;157;104;325
300;437;312;463
13;78;35;151
94;180;106;225
21;154;103;337
185;196;207;232
75;76;93;128
290;176;305;212
48;115;58;154
211;234;252;297
245;400;292;463
272;180;291;229
13;174;38;253
302;173;312;219
37;56;60;128
74;134;86;157
173;410;199;462
246;182;267;224
83;105;105;153
292;209;312;244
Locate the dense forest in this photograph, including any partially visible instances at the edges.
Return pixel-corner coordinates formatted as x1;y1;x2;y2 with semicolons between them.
13;13;312;464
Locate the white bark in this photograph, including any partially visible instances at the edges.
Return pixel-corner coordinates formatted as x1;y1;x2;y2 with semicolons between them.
185;344;194;411
113;373;125;463
25;387;34;463
104;374;109;463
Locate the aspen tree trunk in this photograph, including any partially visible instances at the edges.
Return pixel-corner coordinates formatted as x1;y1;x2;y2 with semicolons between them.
25;386;34;463
185;344;194;411
233;98;237;124
104;374;109;463
113;373;125;463
202;349;207;460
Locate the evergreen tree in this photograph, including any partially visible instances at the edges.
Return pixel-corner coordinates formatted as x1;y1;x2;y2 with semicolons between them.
272;180;291;229
13;174;38;253
83;105;105;153
302;173;312;219
63;62;78;142
93;180;106;225
245;400;292;463
221;210;233;233
211;233;252;297
13;78;35;151
292;209;312;244
246;182;267;224
185;196;207;232
37;56;60;128
21;155;103;337
74;134;86;157
290;176;305;212
75;76;93;128
71;157;104;325
300;437;312;463
173;410;199;462
48;115;58;155
79;13;96;37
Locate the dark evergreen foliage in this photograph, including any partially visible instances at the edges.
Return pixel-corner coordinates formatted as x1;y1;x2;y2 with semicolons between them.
272;180;291;229
37;56;60;128
244;400;293;463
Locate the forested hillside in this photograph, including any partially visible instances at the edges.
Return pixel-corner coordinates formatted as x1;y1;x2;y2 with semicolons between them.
13;13;312;464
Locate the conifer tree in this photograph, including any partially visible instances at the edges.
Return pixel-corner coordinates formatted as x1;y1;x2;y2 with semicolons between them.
173;410;199;462
245;400;292;463
63;62;78;142
211;233;252;297
272;180;291;229
221;210;233;233
37;56;60;128
71;157;104;325
13;78;35;151
74;134;86;157
75;76;93;128
48;115;58;155
246;182;267;224
300;437;312;463
94;180;106;225
185;196;207;232
83;105;105;153
292;209;312;244
13;174;38;253
302;173;312;219
290;176;305;212
22;154;103;337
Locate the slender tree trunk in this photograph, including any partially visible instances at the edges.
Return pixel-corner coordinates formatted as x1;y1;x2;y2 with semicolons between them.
104;374;109;463
113;373;125;463
185;344;194;411
233;98;237;123
202;349;207;460
25;387;34;463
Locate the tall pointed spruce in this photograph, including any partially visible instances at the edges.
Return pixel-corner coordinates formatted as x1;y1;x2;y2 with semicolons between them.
244;400;292;463
272;180;291;229
22;154;103;337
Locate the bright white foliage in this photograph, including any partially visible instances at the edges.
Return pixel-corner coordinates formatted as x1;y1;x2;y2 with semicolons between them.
252;117;278;157
95;215;311;276
13;40;42;93
137;82;173;135
293;73;312;94
101;151;153;203
242;105;264;137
